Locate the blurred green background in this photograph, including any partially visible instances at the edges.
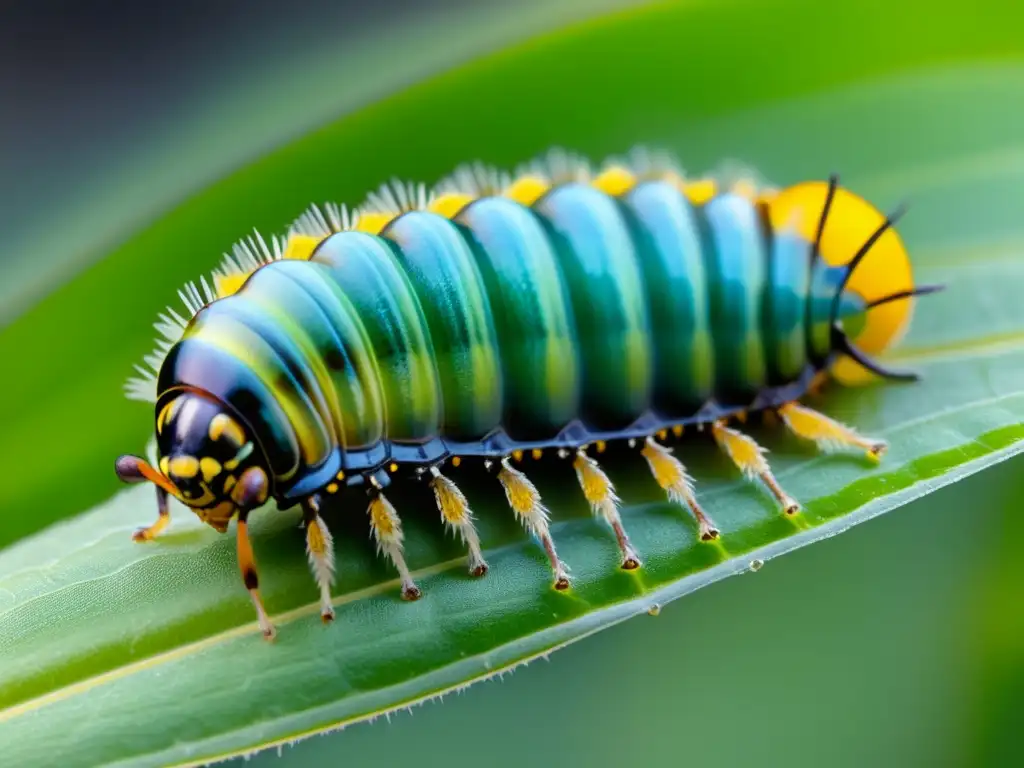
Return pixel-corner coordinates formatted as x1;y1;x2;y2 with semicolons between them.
1;0;1021;765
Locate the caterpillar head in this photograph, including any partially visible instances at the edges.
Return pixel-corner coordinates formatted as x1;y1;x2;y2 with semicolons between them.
115;392;269;531
768;177;942;385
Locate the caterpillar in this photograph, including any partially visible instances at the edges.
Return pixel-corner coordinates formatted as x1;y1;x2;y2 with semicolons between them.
115;147;941;640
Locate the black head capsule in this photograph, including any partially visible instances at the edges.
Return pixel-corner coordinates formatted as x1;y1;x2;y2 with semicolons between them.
116;391;269;532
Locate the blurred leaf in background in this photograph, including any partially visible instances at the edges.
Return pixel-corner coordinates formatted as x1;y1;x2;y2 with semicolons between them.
0;0;1022;766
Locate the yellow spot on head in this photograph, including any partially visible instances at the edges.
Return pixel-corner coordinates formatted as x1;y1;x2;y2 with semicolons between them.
168;455;199;479
596;440;607;454
672;425;684;437
199;457;222;483
656;429;668;440
531;448;543;460
512;449;524;463
326;483;338;494
592;166;637;196
451;456;462;468
389;462;398;473
209;413;245;446
428;193;475;218
336;470;345;480
159;456;170;477
355;212;393;235
283;233;322;260
504;175;550;206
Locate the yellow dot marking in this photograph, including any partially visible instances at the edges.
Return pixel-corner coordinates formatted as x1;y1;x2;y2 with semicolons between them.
531;449;543;460
591;166;637;196
200;457;222;483
336;471;345;480
159;457;170;477
596;440;607;454
209;414;245;446
735;411;748;425
682;178;717;205
672;425;684;437
656;429;668;440
223;475;237;494
389;462;398;473
451;456;462;468
428;193;475;218
168;455;199;479
504;175;550;206
354;212;393;235
326;483;339;494
512;449;524;462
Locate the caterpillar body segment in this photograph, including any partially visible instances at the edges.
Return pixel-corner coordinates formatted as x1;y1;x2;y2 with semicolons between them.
115;147;938;638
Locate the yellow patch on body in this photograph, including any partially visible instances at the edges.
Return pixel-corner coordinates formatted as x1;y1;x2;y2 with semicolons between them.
283;233;322;261
429;193;475;218
591;166;637;195
681;178;717;204
504;175;550;206
354;212;393;235
766;180;914;378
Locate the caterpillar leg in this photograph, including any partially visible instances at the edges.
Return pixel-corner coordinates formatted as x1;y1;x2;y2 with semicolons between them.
368;492;421;600
429;467;488;577
640;436;719;541
777;402;887;461
712;421;800;516
134;486;171;542
573;449;641;569
114;455;173;542
302;495;336;623
236;509;276;640
496;457;570;590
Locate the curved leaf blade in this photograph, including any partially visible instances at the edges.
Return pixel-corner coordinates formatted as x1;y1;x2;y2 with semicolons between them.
2;2;1024;766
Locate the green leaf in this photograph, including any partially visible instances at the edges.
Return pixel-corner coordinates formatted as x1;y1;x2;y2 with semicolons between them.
2;1;1024;766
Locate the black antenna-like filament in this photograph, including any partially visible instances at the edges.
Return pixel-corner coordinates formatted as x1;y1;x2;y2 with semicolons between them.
831;326;919;382
865;283;945;310
829;201;910;326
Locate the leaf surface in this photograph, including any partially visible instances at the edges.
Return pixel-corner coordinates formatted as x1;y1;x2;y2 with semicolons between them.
1;2;1023;766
